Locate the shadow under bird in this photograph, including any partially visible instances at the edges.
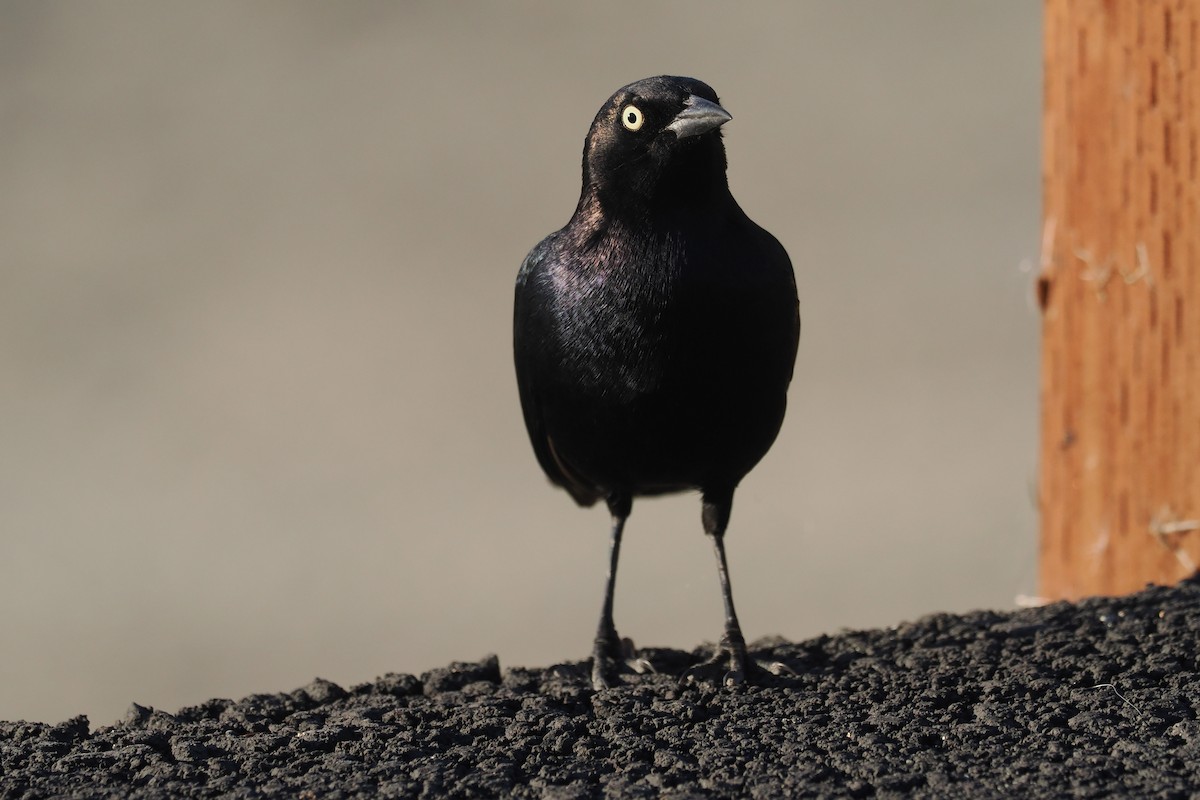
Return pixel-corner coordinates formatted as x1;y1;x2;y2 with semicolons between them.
513;76;800;689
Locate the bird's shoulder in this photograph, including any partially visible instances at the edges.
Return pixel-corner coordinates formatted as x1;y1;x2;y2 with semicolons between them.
515;229;563;291
518;212;663;302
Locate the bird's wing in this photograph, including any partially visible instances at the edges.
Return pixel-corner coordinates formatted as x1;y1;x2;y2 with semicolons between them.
513;240;604;508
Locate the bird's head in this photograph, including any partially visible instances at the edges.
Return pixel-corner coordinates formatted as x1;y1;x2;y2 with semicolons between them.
580;76;732;217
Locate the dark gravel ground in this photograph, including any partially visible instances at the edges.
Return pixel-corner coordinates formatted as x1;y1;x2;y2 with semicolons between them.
4;578;1200;799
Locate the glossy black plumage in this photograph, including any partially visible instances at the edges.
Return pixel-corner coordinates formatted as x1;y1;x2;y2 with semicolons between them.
513;76;799;688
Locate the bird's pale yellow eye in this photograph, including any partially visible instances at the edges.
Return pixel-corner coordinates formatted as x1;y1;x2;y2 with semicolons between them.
621;104;644;131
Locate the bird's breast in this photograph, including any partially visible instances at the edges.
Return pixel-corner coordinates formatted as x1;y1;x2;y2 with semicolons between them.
546;237;784;398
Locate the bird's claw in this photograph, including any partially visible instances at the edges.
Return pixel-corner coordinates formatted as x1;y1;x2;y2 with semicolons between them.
681;643;796;688
620;636;656;675
626;656;656;675
760;660;796;677
591;635;654;690
681;642;748;688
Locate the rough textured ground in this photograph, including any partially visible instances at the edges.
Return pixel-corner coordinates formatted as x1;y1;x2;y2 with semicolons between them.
3;579;1199;799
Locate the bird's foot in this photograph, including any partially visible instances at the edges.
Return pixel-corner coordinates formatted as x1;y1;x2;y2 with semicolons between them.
591;633;655;690
681;632;796;688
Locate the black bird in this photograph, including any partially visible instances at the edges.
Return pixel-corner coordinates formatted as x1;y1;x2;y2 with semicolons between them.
513;76;799;689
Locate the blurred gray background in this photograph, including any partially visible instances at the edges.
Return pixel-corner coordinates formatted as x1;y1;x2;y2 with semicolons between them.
1;2;1042;725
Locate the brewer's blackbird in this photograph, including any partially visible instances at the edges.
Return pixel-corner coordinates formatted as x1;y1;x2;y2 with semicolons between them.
513;76;799;689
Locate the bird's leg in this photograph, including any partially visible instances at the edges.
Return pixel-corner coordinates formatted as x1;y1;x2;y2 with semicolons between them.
711;517;750;682
683;490;794;687
591;511;626;687
685;491;749;685
591;494;653;689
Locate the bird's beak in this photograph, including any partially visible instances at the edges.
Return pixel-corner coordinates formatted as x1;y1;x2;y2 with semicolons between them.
666;95;732;139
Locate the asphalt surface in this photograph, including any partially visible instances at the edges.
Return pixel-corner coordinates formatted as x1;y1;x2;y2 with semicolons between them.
3;578;1198;799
